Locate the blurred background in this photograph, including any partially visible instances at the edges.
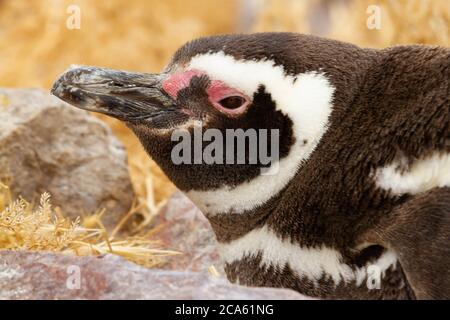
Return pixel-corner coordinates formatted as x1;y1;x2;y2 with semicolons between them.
0;0;449;221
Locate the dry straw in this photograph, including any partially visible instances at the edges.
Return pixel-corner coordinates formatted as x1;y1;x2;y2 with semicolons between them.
253;0;449;47
329;0;449;47
0;183;179;268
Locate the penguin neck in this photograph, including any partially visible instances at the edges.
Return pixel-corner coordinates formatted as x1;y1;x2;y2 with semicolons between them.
196;191;283;243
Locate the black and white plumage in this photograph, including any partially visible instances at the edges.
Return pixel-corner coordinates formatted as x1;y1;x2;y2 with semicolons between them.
52;33;450;299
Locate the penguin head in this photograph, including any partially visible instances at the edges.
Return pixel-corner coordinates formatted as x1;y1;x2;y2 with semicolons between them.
52;33;362;214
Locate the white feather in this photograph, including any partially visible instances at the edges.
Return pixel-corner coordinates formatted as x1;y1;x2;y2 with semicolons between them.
219;225;397;285
374;152;450;195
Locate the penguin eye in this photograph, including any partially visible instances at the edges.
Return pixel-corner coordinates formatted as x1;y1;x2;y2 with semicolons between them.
207;81;250;115
218;96;246;110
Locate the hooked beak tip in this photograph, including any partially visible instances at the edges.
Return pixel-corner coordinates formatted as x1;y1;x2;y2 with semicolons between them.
50;78;62;96
51;66;85;98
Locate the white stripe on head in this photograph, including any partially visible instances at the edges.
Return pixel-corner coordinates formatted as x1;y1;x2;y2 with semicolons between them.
185;51;335;214
374;152;450;195
219;225;397;286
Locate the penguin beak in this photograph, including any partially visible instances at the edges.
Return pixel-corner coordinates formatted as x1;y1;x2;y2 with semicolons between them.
51;66;179;125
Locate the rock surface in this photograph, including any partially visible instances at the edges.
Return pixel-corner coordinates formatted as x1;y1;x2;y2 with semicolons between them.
0;250;307;299
150;192;223;273
0;88;134;228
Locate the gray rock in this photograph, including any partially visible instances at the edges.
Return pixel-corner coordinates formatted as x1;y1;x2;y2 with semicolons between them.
0;250;308;299
0;88;134;229
150;192;224;273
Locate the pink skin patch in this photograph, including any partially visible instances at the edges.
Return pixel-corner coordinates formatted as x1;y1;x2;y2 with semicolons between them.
162;69;250;116
162;69;203;98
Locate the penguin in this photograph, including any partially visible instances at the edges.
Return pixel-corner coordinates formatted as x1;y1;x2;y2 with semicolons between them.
51;33;450;299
